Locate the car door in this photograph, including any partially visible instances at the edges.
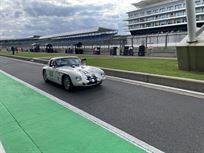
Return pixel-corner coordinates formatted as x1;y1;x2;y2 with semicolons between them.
47;60;56;82
52;67;61;84
52;59;63;84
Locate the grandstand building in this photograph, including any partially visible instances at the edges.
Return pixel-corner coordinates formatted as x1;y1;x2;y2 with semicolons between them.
127;0;204;35
0;27;117;47
0;27;128;55
39;27;117;46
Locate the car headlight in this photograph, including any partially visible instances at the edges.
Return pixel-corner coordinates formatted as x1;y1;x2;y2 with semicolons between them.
75;76;82;81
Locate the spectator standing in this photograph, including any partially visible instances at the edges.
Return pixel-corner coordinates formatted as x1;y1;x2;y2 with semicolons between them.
11;46;15;55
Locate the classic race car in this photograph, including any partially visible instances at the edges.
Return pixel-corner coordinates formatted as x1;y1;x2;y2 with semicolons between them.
42;56;105;91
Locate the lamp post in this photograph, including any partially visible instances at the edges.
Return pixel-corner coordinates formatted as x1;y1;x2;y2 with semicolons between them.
185;0;197;43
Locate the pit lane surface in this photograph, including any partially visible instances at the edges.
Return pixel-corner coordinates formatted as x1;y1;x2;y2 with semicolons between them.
0;56;204;153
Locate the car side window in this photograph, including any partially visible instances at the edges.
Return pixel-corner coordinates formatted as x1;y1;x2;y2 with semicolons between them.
49;60;55;67
55;59;62;67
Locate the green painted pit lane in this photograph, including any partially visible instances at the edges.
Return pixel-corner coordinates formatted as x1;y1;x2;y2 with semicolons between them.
0;72;147;153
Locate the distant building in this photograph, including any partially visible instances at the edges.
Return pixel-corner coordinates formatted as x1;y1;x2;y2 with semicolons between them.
0;27;128;55
127;0;204;35
0;27;117;47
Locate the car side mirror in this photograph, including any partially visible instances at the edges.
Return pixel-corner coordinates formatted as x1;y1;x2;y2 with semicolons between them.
81;58;87;65
81;58;87;62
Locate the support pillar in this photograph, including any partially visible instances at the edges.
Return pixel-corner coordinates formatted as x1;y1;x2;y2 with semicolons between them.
176;0;204;71
186;0;197;43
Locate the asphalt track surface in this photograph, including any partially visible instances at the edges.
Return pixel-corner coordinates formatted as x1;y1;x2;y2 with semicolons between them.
0;56;204;153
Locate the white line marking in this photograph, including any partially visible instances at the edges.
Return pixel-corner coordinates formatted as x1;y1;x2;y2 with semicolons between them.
2;56;203;99
0;69;164;153
0;56;45;66
107;76;204;99
0;142;6;153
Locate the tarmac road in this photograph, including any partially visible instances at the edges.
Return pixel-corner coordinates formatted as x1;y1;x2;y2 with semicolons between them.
0;56;204;153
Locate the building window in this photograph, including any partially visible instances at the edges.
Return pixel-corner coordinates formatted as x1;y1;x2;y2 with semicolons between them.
168;20;174;24
147;10;152;14
160;14;168;19
153;9;158;13
148;16;154;21
129;13;134;18
197;15;204;21
196;8;201;13
140;12;144;16
146;23;151;27
175;4;182;9
134;12;138;17
195;0;201;5
160;8;165;12
176;11;184;16
167;6;173;11
155;22;159;26
176;19;183;23
160;21;167;25
169;13;174;17
140;18;144;22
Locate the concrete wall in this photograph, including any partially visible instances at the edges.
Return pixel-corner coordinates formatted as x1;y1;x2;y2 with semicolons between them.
176;31;204;72
177;46;204;71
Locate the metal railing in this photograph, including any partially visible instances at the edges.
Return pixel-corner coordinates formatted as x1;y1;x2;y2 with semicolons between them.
127;32;187;48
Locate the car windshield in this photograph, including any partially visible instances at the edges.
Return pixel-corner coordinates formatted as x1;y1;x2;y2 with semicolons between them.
55;58;81;67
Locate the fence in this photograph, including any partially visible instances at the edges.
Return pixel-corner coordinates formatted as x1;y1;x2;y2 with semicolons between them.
1;32;187;57
127;32;187;48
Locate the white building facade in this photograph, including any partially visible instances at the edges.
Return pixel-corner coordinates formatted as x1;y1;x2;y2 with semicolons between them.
127;0;204;35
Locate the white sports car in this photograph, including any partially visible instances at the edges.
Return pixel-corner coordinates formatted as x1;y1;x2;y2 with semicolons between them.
42;56;105;91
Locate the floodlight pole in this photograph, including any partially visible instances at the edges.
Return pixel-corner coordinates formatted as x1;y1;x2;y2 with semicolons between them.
185;0;197;43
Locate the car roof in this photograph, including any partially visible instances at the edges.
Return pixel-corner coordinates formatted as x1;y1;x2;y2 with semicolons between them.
50;56;79;60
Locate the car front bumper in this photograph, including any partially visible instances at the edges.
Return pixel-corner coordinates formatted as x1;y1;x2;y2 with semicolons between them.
73;76;105;87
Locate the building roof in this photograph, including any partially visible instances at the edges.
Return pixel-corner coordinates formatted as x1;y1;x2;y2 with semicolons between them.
39;27;117;40
132;0;180;8
0;35;40;41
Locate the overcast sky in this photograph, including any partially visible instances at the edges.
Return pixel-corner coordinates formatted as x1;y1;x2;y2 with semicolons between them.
0;0;141;39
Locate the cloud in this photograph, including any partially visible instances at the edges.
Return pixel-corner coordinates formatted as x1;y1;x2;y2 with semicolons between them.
23;1;77;17
0;0;138;39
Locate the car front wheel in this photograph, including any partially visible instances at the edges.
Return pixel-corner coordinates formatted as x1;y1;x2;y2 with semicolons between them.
63;75;73;91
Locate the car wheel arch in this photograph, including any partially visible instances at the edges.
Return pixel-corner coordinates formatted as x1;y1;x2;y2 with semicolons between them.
42;69;49;82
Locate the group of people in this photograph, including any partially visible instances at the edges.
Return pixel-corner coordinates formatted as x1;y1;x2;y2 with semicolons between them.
65;48;73;54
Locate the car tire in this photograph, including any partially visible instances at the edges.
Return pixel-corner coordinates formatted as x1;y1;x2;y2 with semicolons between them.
63;75;73;91
43;70;49;82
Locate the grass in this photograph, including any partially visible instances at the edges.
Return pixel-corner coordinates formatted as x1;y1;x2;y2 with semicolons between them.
0;51;68;58
1;51;204;81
